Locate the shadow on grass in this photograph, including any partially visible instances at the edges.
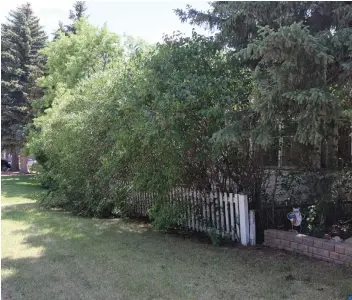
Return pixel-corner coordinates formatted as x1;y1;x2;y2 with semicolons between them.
2;201;352;300
1;176;42;199
2;202;162;300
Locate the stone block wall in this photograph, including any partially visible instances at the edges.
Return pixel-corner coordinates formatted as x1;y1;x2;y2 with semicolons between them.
264;229;352;266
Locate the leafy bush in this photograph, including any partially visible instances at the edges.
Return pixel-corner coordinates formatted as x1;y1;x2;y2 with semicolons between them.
30;16;350;240
148;196;187;230
37;190;67;210
331;169;352;204
28;20;253;221
276;169;352;237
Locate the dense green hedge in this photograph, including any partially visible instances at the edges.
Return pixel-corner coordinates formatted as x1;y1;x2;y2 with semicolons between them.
28;9;352;232
28;20;251;221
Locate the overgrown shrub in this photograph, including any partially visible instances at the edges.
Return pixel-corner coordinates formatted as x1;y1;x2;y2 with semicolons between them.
28;14;351;245
271;169;352;238
28;21;253;220
148;196;187;230
331;169;352;205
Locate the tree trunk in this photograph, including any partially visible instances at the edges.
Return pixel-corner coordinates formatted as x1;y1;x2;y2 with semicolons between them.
19;155;29;173
10;151;19;171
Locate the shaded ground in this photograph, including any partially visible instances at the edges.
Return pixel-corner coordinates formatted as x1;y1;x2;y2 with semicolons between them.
2;176;352;300
1;171;33;176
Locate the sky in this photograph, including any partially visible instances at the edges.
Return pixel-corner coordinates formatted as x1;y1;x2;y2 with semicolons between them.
1;1;213;43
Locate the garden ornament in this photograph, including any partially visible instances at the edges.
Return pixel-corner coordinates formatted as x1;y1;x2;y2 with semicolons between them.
287;207;305;230
331;236;342;243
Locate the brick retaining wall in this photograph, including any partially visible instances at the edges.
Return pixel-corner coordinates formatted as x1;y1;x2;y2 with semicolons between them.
264;229;352;266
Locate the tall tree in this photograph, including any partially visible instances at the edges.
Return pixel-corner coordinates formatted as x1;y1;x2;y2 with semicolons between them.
176;2;352;163
34;18;122;115
1;3;47;170
53;1;88;39
28;19;125;214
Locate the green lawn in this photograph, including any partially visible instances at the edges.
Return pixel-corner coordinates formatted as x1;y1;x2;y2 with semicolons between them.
1;176;352;300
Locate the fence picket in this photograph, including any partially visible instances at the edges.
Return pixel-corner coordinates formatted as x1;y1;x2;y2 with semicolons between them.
172;188;175;211
234;194;240;241
200;190;205;232
175;188;179;225
141;191;144;215
209;191;213;231
132;188;135;215
208;190;213;231
139;191;142;215
197;190;202;232
214;191;218;230
205;191;210;231
187;188;192;229
216;189;220;234
224;192;230;234
193;189;198;231
229;193;235;241
169;189;173;218
219;190;224;236
192;189;196;230
146;192;150;214
182;187;187;227
209;190;213;230
137;189;139;215
122;184;252;245
140;191;143;215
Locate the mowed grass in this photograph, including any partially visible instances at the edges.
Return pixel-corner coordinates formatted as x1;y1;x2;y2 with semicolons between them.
1;176;352;300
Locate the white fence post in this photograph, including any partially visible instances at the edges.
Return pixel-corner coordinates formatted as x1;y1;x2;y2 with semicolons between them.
239;194;249;246
249;210;256;246
125;185;254;246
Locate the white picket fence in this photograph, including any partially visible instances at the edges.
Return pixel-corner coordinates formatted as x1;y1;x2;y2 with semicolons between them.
122;184;255;246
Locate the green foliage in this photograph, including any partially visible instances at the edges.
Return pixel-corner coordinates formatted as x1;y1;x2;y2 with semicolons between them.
1;3;47;154
277;169;352;237
53;1;88;39
242;22;350;146
29;3;351;234
28;18;253;218
331;169;352;204
177;2;352;150
148;197;186;230
206;227;221;246
33;18;122;114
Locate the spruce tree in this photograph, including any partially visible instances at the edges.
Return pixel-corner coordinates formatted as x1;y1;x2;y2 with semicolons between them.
176;2;352;157
1;2;47;170
53;1;88;39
